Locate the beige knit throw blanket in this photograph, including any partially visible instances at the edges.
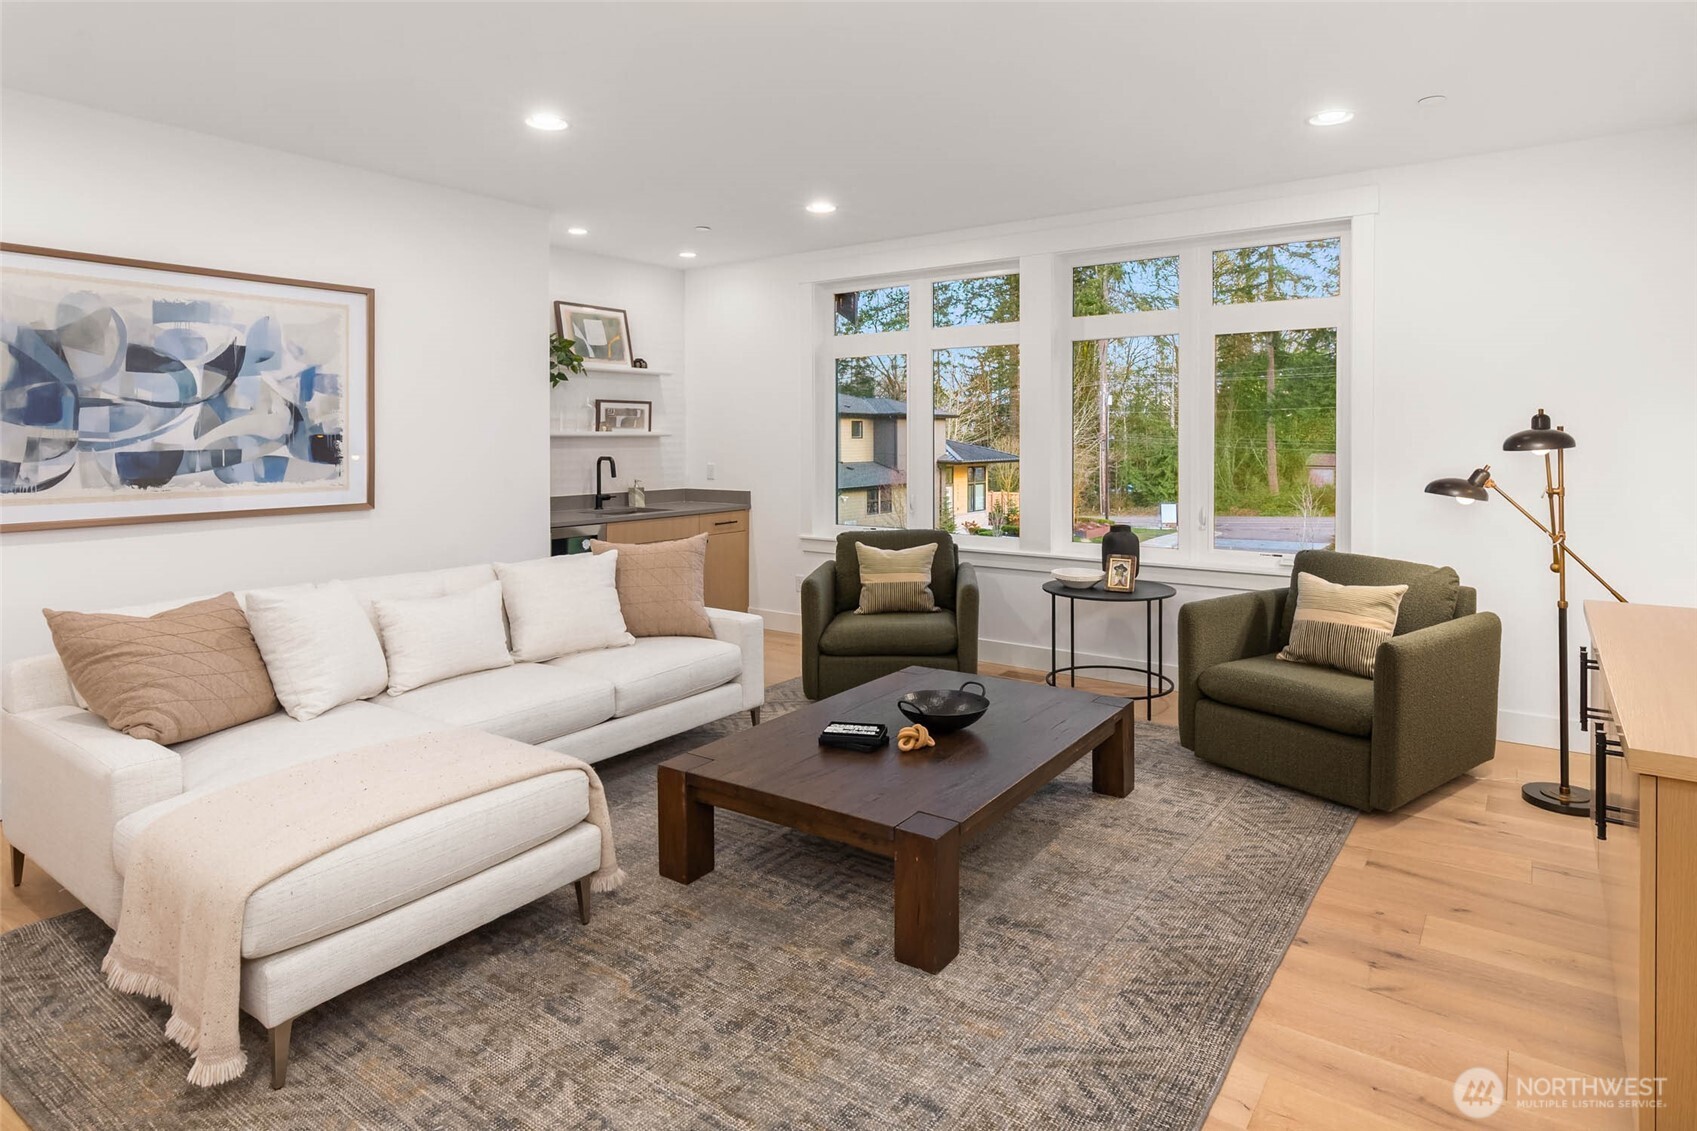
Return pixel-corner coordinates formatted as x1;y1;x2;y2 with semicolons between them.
101;727;625;1087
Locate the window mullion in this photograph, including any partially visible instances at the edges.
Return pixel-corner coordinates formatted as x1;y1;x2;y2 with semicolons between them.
1178;244;1211;567
908;283;936;530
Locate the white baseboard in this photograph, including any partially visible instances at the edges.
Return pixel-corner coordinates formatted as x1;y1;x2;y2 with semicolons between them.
752;612;1562;754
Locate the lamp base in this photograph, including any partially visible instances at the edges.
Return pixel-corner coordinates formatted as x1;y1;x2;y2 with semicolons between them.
1522;781;1593;817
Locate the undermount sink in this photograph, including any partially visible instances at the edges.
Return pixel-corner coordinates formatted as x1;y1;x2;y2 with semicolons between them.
595;506;664;515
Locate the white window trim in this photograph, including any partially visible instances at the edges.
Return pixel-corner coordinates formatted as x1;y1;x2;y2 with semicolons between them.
807;192;1377;591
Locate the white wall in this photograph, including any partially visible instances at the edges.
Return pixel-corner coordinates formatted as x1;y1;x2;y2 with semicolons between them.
686;124;1697;747
0;93;551;664
548;248;685;497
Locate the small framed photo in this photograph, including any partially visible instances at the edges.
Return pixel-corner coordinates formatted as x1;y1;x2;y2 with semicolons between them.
594;399;652;432
1105;555;1138;592
555;301;633;364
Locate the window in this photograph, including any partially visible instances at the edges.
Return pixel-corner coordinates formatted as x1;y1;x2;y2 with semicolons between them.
935;343;1019;537
1072;336;1179;547
818;224;1349;566
1212;239;1339;304
934;273;1019;327
967;466;987;514
1072;257;1179;315
834;286;909;335
835;354;907;527
1213;330;1336;552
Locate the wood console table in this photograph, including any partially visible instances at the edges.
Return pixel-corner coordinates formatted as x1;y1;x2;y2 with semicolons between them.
1585;601;1697;1128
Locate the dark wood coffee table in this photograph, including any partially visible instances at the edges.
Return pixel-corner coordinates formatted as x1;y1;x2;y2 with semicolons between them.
657;667;1134;973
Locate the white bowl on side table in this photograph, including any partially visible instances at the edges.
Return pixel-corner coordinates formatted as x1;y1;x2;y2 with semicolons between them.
1050;568;1105;590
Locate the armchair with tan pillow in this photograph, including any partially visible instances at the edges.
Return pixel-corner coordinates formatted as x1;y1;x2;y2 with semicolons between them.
800;531;979;700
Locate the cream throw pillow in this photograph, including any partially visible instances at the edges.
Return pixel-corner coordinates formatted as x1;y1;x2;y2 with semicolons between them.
588;534;714;638
1277;572;1409;679
855;543;940;614
244;581;391;720
374;582;513;695
495;552;635;662
43;593;279;744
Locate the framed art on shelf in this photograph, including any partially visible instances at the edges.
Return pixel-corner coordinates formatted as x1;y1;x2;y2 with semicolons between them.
594;399;652;432
0;244;374;533
554;301;633;365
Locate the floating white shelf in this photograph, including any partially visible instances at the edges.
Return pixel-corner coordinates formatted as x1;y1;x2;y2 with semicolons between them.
578;361;671;377
550;430;672;439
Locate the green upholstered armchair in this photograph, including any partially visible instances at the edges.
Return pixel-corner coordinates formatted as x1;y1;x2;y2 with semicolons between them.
801;531;980;700
1178;550;1501;812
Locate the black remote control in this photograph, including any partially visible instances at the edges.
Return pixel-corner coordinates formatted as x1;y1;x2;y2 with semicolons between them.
819;722;888;750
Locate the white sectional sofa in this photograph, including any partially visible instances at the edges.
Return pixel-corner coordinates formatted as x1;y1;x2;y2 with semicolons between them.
0;558;763;1085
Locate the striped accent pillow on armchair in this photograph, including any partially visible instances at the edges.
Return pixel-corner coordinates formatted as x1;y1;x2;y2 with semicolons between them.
854;542;941;614
1276;572;1408;678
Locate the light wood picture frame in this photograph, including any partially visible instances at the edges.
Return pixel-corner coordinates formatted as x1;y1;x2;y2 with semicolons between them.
0;243;375;533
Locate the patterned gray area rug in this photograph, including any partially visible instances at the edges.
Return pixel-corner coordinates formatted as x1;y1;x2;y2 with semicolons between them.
1;678;1354;1130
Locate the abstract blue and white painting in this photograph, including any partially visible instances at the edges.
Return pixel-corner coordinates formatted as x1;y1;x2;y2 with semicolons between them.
1;247;371;530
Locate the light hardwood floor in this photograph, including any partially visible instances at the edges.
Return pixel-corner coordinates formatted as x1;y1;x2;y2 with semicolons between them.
1;630;1627;1130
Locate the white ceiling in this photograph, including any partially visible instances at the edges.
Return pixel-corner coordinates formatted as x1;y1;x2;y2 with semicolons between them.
4;3;1694;268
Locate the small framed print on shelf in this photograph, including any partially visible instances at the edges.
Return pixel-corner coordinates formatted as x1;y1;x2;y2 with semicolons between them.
1105;555;1138;592
594;399;652;432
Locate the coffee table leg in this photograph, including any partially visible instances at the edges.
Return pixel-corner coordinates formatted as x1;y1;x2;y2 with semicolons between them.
658;761;715;883
893;813;960;974
1091;708;1135;797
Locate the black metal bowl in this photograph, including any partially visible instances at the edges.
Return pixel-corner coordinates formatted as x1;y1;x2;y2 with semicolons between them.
895;680;989;735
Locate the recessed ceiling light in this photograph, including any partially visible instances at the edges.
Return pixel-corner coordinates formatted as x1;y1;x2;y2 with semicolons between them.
525;112;569;132
1417;94;1448;107
805;200;837;214
565;226;588;236
694;225;713;232
678;251;697;259
1307;109;1354;127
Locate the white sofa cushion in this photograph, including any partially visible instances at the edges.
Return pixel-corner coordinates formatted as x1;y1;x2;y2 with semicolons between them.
494;553;633;662
547;636;742;717
382;663;615;745
344;564;499;632
375;581;513;696
244;581;389;720
114;768;590;959
172;700;442;795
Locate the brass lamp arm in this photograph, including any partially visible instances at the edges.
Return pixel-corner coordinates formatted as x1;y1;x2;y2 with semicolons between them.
1486;478;1627;603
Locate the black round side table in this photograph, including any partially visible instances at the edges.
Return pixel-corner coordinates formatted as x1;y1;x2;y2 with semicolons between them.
1043;578;1177;720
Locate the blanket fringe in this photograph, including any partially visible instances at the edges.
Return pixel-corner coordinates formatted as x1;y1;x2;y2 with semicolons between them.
590;867;627;894
186;1051;248;1088
101;952;177;1007
163;1012;203;1054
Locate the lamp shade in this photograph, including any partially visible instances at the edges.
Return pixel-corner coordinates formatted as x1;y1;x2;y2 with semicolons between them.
1503;408;1575;452
1424;467;1491;502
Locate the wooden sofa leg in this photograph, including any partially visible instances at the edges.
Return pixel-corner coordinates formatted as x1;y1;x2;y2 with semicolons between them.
10;846;22;888
749;707;762;727
575;877;592;925
269;1018;294;1090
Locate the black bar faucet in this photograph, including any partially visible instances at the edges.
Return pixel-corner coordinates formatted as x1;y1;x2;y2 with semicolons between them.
594;455;617;510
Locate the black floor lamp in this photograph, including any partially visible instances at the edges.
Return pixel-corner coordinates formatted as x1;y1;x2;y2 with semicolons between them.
1424;409;1628;817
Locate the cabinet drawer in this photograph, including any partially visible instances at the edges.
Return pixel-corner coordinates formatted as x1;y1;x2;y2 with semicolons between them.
699;510;748;535
603;515;703;544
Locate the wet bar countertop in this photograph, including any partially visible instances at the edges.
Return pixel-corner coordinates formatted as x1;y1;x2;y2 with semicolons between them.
549;488;750;535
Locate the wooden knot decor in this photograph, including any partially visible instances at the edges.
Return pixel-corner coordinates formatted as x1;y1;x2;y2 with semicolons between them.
896;724;936;752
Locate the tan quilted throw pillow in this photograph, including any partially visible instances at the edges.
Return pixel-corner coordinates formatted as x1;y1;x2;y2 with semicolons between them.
1277;572;1409;679
589;534;714;637
855;542;940;614
43;593;279;744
